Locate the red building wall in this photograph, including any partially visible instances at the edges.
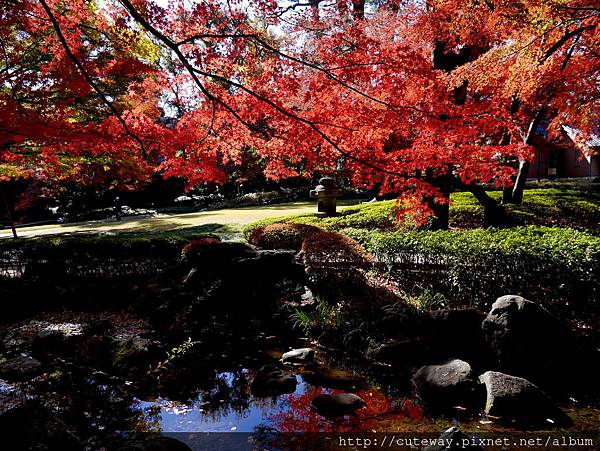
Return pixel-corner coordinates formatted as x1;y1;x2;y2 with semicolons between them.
528;136;600;180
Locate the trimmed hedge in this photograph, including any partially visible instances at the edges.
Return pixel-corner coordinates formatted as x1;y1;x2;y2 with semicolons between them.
344;226;600;315
247;223;321;251
300;229;374;302
0;231;214;281
242;200;399;238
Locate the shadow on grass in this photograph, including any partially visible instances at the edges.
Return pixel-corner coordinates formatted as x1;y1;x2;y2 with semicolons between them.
26;223;244;242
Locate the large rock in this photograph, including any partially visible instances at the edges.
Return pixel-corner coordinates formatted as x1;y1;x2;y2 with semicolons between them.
482;295;572;385
250;365;297;397
301;367;365;390
281;348;315;364
479;371;571;428
311;393;365;417
412;359;483;414
0;356;42;381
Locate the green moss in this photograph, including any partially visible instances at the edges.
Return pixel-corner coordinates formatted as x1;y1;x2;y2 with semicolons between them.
245;183;600;236
243;200;399;238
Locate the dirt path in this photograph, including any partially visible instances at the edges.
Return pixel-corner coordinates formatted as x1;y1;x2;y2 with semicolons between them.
0;200;360;239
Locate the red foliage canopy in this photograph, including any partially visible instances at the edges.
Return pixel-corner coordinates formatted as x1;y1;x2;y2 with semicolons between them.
1;0;598;221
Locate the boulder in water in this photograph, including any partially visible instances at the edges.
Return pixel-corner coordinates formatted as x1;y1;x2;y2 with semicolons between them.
250;365;297;397
281;348;315;365
311;393;365;417
481;295;572;385
301;367;365;390
412;359;483;414
479;371;571;428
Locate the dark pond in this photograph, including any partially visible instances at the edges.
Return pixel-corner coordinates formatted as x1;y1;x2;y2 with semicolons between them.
0;311;599;450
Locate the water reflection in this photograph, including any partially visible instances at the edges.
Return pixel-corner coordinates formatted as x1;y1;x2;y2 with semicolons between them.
137;371;308;432
135;368;422;434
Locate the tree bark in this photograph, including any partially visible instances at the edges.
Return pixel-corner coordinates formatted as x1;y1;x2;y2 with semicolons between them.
425;172;453;230
428;200;450;231
470;186;505;228
1;187;17;239
511;160;530;204
509;108;545;204
502;185;513;204
352;0;365;20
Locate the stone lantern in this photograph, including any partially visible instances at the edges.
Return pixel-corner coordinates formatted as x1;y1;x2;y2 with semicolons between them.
310;177;341;216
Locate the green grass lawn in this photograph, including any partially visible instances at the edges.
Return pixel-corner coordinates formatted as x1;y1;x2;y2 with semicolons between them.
244;182;600;236
0;199;362;240
3;182;598;241
451;184;600;230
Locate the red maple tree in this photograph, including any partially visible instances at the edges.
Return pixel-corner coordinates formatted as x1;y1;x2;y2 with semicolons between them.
2;0;598;229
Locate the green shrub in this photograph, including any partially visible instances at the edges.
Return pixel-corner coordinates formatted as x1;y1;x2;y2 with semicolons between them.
243;200;400;240
345;226;600;316
0;230;214;282
247;223;321;251
300;229;374;302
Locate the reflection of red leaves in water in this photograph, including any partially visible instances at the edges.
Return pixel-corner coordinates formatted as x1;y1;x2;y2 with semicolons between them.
268;387;423;433
402;398;424;420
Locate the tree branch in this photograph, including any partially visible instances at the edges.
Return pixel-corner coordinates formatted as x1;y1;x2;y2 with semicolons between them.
541;24;596;63
524;108;546;145
561;35;581;71
38;0;148;159
177;32;432;117
117;0;407;178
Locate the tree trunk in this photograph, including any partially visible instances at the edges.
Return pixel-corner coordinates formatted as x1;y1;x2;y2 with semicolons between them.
508;108;545;204
1;188;17;239
424;171;452;230
428;199;449;231
352;0;365;20
470;186;505;228
502;185;513;204
511;160;530;204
